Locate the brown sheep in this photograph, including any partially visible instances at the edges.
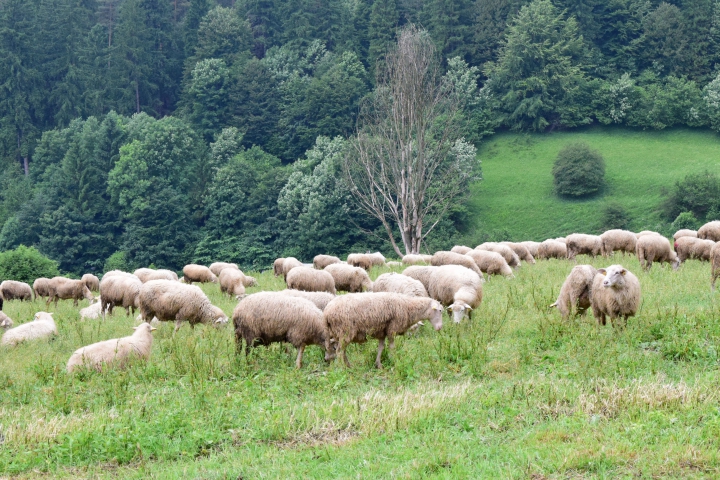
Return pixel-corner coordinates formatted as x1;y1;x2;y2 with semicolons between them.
278;289;336;311
565;234;602;259
209;262;239;277
81;274;100;292
219;268;247;298
600;229;637;256
536;240;567;260
591;265;641;327
372;272;428;297
426;265;483;323
138;280;228;332
0;280;33;301
33;278;51;302
430;251;483;276
550;265;597;320
99;274;142;317
402;254;433;265
324;263;372;293
313;255;342;269
673;229;697;241
465;250;513;277
46;277;93;307
636;234;679;270
674;237;715;263
500;242;536;264
286;266;336;294
711;243;720;290
234;292;329;368
324;293;443;368
182;264;218;283
698;221;720;241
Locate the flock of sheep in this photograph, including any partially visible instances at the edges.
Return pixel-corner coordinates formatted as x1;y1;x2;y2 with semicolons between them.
1;220;720;372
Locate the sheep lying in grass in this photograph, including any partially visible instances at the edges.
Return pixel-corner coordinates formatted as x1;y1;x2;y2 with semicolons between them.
431;251;483;276
81;274;100;292
698;221;720;241
536;239;567;260
79;297;108;320
313;255;342;269
673;229;697;240
565;234;602;260
0;312;13;330
1;312;57;347
0;280;33;301
286;266;336;294
550;265;597;320
278;289;335;310
591;265;641;327
674;236;715;263
209;262;239;277
712;243;720;291
182;264;218;283
600;229;637;256
402;254;433;265
100;274;142;317
426;265;483;323
219;268;247;298
233;292;329;368
47;277;94;307
636;234;679;270
465;250;513;277
33;278;51;302
324;263;372;293
324;293;443;368
138;280;228;332
500;242;536;264
66;323;156;373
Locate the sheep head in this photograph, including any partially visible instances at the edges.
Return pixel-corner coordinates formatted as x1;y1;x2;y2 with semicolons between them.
598;265;629;289
448;302;471;324
427;300;444;330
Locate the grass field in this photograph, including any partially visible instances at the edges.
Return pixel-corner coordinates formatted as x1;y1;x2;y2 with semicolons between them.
465;126;720;242
2;255;720;478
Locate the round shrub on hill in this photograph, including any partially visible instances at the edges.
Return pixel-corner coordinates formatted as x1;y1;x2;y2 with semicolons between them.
0;245;59;284
552;142;605;197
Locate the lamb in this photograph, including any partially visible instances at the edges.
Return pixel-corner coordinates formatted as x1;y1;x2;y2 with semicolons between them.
1;312;57;346
33;278;51;302
636;234;679;270
286;266;336;294
324;293;443;368
536;239;567;260
138;280;228;332
278;289;335;311
99;274;143;317
81;274;100;292
550;265;598;319
0;312;13;330
80;298;108;320
47;277;94;307
591;265;641;327
219;268;247;298
313;254;342;269
711;242;720;290
430;251;483;276
475;243;521;268
500;242;536;264
66;323;156;373
465;250;513;277
674;236;715;263
673;229;697;240
209;262;239;277
426;265;483;323
519;241;541;258
401;265;439;293
600;229;637;256
233;292;329;368
402;254;433;265
182;264;218;284
372;272;428;297
324;263;372;292
0;280;33;301
450;245;472;255
565;233;603;260
698;221;720;241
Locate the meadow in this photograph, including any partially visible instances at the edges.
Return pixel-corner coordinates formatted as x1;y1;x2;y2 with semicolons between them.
1;254;720;478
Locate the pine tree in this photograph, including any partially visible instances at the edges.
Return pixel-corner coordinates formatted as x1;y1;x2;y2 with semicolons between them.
368;0;398;74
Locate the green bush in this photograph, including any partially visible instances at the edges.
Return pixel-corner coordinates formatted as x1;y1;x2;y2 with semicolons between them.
552;142;605;197
0;245;59;284
671;212;700;231
600;203;630;230
662;171;720;221
104;251;129;273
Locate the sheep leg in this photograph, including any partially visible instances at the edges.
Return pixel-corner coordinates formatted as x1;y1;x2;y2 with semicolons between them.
388;334;395;349
54;296;59;308
375;337;386;369
73;298;79;307
174;320;183;333
295;345;305;369
339;341;351;368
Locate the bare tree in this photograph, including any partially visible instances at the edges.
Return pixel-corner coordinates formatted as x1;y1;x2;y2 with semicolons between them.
344;25;477;256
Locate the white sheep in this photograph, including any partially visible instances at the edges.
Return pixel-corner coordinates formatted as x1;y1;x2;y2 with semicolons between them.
636;234;679;270
500;242;536;264
431;251;483;276
698;221;720;241
372;273;428;297
1;312;57;346
674;237;715;263
80;297;108;320
600;229;637;256
138;280;228;332
536;239;567;260
286;266;336;294
426;265;483;323
673;229;697;241
66;323;156;373
550;265;597;319
219;268;247;298
465;250;513;277
0;312;13;330
401;254;433;265
591;265;641;327
565;233;602;259
278;289;336;311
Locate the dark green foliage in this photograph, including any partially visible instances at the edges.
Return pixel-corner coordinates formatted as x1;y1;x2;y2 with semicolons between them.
103;251;129;273
552;142;605;197
0;245;59;283
662;171;720;222
671;212;700;231
600;202;630;230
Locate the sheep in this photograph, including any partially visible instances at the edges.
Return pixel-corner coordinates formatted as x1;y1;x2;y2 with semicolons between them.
277;257;303;280
698;221;720;241
475;243;521;268
401;265;439;293
47;277;94;307
278;289;336;311
465;250;513;277
80;298;108;320
347;252;386;270
711;242;720;290
430;251;483;276
243;275;258;287
536;240;567;260
133;268;155;283
600;229;637;257
233;292;329;368
313;254;342;269
372;272;428;297
591;265;641;327
209;262;239;277
673;229;698;240
0;280;33;301
81;274;100;292
500;242;536;264
219;268;247;298
386;261;402;267
450;245;472;255
554;237;567;244
146;270;179;282
402;254;433;265
636;230;661;238
286;266;336;294
0;312;13;330
1;312;57;346
636;234;679;270
324;263;372;293
273;258;286;276
550;265;597;320
99;274;142;317
324;293;443;368
519;241;541;258
565;233;603;260
33;278;51;302
138;280;228;332
182;264;218;284
674;236;714;263
426;265;483;323
66;323;156;373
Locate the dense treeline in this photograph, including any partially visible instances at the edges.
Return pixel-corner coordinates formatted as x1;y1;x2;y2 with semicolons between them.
1;0;719;274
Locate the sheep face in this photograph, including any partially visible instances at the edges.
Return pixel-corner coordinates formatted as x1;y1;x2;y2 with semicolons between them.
324;337;337;362
134;323;157;333
671;253;680;270
0;317;13;330
598;266;629;289
428;301;443;330
448;302;471;324
211;306;229;326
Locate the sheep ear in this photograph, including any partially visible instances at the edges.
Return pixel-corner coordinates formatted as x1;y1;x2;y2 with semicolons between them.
620;269;627;275
150;327;157;331
598;268;607;276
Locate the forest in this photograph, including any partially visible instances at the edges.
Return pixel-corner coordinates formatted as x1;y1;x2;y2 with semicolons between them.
1;0;720;274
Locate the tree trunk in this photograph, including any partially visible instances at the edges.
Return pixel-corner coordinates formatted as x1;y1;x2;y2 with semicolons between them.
135;80;140;113
23;156;29;176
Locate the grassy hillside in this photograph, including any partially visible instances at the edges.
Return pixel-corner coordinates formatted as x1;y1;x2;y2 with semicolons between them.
464;127;720;242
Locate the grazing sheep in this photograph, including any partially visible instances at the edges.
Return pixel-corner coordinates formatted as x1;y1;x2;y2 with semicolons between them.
138;280;228;332
698;221;720;241
591;265;641;327
402;254;433;265
1;312;57;346
465;250;513;277
550;265;597;320
133;268;156;283
372;272;428;297
401;265;439;293
475;243;521;268
386;261;402;267
430;251;483;276
286;266;336;294
675;237;715;263
554;237;567;244
273;258;286;276
636;234;679;270
278;257;303;280
233;293;329;368
0;280;33;301
500;242;536;264
33;278;51;302
450;245;472;255
209;262;239;277
142;270;179;282
324;263;372;293
673;229;697;240
47;277;94;307
426;265;483;323
711;243;720;290
103;270;137;279
600;229;637;257
278;289;335;311
519;241;541;258
347;252;386;270
100;274;142;317
324;293;443;368
182;264;218;284
80;298;108;320
636;230;661;238
0;312;13;330
565;234;602;260
219;268;247;298
243;275;258;287
313;255;342;269
67;323;156;373
81;274;100;292
536;240;567;260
